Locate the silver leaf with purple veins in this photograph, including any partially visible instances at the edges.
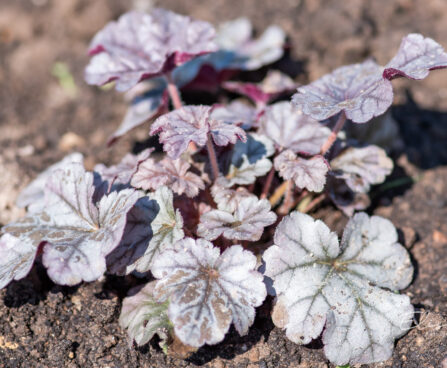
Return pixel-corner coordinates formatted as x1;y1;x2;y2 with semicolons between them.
274;150;328;192
331;145;393;193
85;9;216;91
259;101;330;154
197;196;276;241
152;238;266;347
292;60;393;123
131;157;205;198
384;33;447;80
2;163;138;286
150;105;246;159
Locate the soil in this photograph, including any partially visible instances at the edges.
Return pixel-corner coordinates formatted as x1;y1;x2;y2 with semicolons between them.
1;0;447;367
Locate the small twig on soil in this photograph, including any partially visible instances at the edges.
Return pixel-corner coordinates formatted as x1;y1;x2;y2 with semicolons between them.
320;112;347;155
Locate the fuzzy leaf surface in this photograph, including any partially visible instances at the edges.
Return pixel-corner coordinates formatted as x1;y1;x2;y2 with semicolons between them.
259;101;330;154
85;10;216;91
131;157;204;198
151;105;245;159
274;150;328;192
197;197;276;241
384;33;447;80
3;163;138;285
119;281;170;346
107;186;184;275
153;238;266;347
0;234;37;289
331;146;393;193
263;212;414;365
16;152;83;210
95;149;153;187
292;60;393;123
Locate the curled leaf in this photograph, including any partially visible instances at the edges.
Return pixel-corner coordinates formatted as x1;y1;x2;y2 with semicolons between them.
263;212;414;365
384;33;447;80
3;163;138;285
331;145;393;193
197;196;276;241
150;105;246;159
119;281;171;347
131;157;204;198
152;238;266;347
85;10;216;91
107;186;184;275
259;101;330;154
274;150;328;192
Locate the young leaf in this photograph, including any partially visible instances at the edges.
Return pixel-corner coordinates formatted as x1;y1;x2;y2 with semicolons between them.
292;60;393;123
16;152;83;210
0;234;37;289
152;238;267;347
131;157;205;198
85;10;217;91
210;100;258;130
150;105;246;159
197;196;276;241
259;101;330;154
274;150;328;192
107;186;184;275
221;133;275;187
108;79;169;145
263;212;414;365
211;178;256;212
94;148;153;187
331;145;393;193
223;70;296;105
119;281;170;347
383;33;447;80
3;163;139;285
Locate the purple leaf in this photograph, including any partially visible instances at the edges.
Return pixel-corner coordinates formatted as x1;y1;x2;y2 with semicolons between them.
152;238;266;347
94;148;153;187
108;79;169;145
259;101;331;154
274;150;328;192
3;163;138;285
85;10;217;91
0;234;38;289
197;196;276;241
107;186;184;276
16;152;83;211
150;105;246;159
292;60;393;123
384;34;447;80
210;100;258;130
223;70;296;105
327;176;371;217
331;145;393;193
131;157;205;198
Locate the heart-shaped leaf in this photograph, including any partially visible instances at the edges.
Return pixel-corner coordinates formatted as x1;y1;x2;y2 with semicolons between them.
152;238;267;347
259;101;330;154
263;212;414;365
131;157;205;198
3;163;138;285
197;196;276;241
85;10;217;91
331;145;393;193
107;186;184;275
274;150;328;192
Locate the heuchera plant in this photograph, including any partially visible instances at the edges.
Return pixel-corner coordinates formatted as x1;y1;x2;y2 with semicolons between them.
2;7;447;366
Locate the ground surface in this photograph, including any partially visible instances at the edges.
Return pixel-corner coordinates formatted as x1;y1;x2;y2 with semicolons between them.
0;0;447;367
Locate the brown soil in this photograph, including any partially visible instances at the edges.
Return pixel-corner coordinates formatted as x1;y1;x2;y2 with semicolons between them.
1;0;447;367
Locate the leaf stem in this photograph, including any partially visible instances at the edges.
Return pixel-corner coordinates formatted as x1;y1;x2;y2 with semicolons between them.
302;193;326;213
269;180;290;206
206;134;220;181
261;167;275;199
166;73;183;110
320;112;347;155
278;180;294;215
